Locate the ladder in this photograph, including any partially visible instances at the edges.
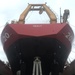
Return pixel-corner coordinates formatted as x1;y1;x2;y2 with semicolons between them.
32;57;42;75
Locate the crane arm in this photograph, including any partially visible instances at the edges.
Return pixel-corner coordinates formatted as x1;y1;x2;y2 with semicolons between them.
18;4;57;24
18;4;32;24
43;4;57;23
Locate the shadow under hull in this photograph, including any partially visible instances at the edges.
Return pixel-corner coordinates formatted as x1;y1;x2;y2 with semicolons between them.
6;37;69;75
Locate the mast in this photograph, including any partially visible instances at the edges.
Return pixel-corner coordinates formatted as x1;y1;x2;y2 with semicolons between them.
60;8;62;23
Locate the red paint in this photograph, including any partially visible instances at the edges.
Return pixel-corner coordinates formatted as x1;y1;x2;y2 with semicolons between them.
1;23;74;51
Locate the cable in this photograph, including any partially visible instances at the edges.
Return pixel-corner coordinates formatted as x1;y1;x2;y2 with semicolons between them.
25;11;33;22
38;11;50;23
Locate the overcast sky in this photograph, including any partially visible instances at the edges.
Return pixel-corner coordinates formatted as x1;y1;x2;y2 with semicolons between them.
0;0;75;63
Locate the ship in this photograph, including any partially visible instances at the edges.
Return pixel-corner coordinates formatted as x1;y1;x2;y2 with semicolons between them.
1;4;74;75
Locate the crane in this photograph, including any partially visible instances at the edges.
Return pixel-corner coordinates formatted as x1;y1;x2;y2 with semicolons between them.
18;4;57;24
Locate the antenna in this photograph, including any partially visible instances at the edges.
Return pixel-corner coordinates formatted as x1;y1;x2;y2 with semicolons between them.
60;8;62;23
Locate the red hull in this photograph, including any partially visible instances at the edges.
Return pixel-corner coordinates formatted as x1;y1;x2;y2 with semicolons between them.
1;23;74;75
1;23;74;50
